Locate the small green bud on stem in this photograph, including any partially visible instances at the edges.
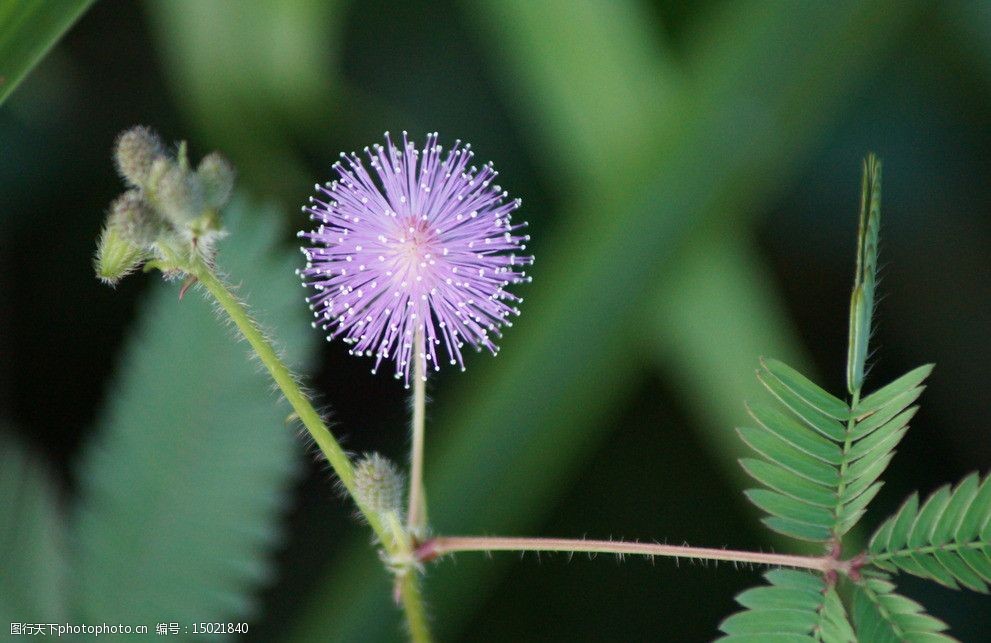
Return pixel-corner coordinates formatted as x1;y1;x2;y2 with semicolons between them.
115;126;165;188
355;453;406;518
94;226;143;286
197;152;236;209
109;190;161;248
154;163;205;228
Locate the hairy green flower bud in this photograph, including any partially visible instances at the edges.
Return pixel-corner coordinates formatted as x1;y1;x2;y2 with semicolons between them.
94;226;143;286
154;164;204;227
114;126;165;188
354;453;405;517
109;190;162;248
197;152;236;208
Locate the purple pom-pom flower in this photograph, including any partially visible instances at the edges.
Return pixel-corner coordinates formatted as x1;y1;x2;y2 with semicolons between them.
298;132;533;386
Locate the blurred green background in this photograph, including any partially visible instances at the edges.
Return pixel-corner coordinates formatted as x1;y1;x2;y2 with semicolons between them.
2;0;991;640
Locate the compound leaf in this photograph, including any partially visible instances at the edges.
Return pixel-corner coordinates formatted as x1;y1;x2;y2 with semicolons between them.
869;473;991;592
852;576;956;642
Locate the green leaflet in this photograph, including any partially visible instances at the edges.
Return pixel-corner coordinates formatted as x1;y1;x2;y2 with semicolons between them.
763;359;849;421
852;576;956;642
741;355;929;542
0;430;67;626
72;198;312;624
0;0;95;105
847;154;881;395
817;587;857;643
717;569;853;642
868;473;991;593
854;365;933;416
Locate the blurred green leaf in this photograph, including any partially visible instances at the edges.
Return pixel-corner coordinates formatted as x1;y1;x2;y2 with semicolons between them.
477;0;813;524
292;2;923;640
0;429;68;625
471;0;679;183
144;0;344;198
72;197;314;624
651;224;810;486
0;0;93;105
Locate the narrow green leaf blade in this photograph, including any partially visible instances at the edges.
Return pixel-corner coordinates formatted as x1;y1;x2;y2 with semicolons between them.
837;482;883;535
849;402;918;442
747;401;844;464
908;486;952;548
932;550;987;593
0;0;95;105
817;586;856;643
933;473;980;545
722;609;820;635
846;422;908;464
762;516;833;542
765;569;827;591
745;489;835;528
841;452;895;503
72;199;312;624
887;493;920;551
762;358;850;420
957;548;991;584
740;458;836;507
738;427;840;487
736;586;823;611
854;365;934;416
756;371;847;441
956;474;991;542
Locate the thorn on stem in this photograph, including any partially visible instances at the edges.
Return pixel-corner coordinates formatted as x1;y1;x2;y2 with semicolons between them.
393;577;403;606
179;275;198;300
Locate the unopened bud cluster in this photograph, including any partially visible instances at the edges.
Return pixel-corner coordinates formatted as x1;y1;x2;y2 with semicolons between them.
95;126;236;285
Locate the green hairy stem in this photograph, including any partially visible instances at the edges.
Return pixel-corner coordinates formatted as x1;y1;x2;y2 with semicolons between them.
191;261;434;642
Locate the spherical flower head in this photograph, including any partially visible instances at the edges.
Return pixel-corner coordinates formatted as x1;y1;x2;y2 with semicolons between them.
298;132;533;386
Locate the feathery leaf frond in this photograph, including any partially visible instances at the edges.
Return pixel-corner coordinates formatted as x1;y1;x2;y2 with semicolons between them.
73;198;313;623
717;569;854;642
740;359;930;542
868;472;991;592
852;575;956;642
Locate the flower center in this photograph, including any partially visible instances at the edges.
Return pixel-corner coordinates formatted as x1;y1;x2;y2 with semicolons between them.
393;215;437;281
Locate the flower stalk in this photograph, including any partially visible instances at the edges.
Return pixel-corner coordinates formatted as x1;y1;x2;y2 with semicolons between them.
408;328;428;536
